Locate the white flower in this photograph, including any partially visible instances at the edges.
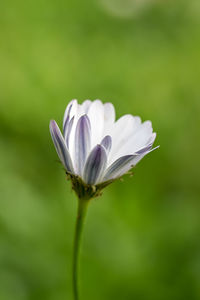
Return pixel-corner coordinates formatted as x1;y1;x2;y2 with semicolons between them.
50;99;158;189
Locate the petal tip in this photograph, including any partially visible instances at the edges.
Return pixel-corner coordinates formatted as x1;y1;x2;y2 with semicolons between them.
49;120;57;131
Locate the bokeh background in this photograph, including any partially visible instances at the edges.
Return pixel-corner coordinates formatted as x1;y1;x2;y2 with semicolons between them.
0;0;200;299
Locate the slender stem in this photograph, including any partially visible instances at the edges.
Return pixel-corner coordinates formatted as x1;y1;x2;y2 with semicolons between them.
73;198;89;300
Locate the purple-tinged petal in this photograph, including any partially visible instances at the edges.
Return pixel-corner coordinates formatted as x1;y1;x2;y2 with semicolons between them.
63;99;78;128
83;145;107;185
103;155;138;181
65;116;74;148
100;135;112;154
150;145;160;152
136;144;160;155
63;104;72;136
49;120;74;173
136;144;153;154
130;145;160;166
75;115;91;175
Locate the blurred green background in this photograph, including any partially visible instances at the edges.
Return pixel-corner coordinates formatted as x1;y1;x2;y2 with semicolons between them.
0;0;200;299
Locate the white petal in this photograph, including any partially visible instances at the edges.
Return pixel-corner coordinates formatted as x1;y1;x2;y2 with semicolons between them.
81;100;92;113
83;145;107;185
110;120;153;162
148;132;157;144
135;133;157;154
87;100;105;147
49;120;74;173
103;102;116;135
127;121;153;151
108;115;141;164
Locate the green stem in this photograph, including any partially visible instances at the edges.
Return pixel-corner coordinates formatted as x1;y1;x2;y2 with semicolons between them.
72;198;89;300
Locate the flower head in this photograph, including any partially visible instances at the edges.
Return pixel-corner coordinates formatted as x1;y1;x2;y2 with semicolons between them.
50;99;158;199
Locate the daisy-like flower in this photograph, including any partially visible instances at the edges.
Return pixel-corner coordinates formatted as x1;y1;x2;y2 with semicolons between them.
50;99;158;199
49;99;159;300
